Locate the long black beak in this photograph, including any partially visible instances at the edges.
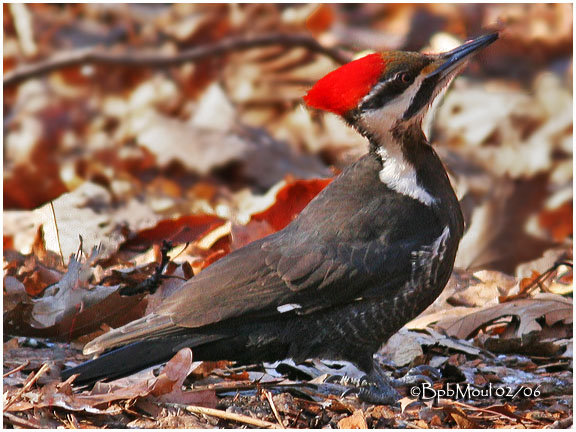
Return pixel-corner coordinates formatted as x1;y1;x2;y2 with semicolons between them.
402;32;498;121
427;32;499;80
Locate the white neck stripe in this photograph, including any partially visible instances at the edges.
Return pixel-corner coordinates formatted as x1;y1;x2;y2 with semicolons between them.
376;146;436;206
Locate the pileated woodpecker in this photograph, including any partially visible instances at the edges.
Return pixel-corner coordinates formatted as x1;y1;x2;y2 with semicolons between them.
62;33;498;403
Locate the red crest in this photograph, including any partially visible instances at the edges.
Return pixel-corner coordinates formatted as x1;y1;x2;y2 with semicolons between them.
304;53;386;116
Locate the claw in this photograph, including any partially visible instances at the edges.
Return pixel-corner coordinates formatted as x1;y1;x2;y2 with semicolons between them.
325;374;367;387
408;365;442;380
341;387;359;398
392;373;433;386
323;362;441;405
357;382;400;404
324;373;399;404
392;365;442;386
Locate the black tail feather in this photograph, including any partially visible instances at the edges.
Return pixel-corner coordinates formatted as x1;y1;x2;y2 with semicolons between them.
61;338;176;386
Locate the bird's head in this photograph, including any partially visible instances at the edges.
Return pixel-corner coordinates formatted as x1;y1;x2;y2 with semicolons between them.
305;33;498;142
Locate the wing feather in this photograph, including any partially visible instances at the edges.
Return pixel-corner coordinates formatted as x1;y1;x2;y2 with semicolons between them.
157;227;425;327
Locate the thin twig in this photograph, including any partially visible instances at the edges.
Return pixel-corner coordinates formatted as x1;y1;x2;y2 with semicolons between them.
440;399;539;425
9;4;37;57
2;360;30;378
535;359;571;370
3;412;42;429
546;416;572;429
4;363;50;410
523;259;573;296
4;33;350;88
171;241;190;261
49;201;65;267
263;389;286;428
66;413;80;429
185;405;282;429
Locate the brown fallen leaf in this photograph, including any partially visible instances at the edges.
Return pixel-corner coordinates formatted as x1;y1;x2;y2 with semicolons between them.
34;182;126;262
399;396;421;413
382;327;483;367
4;376;148;414
455;174;556;274
337;409;368;429
435;293;572;339
443;406;480;428
136;109;329;189
7;349;216;413
150;348;218;407
3;276;28;314
29;246;118;329
4;239;64;298
4;289;148;341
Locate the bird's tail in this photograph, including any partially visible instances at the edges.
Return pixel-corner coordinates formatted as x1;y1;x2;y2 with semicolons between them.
62;310;232;386
61;337;179;385
62;328;230;386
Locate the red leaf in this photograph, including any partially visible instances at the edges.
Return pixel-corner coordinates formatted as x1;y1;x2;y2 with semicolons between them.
4;235;14;250
192;248;229;273
306;5;335;34
251;177;332;232
124;214;226;249
539;200;572;241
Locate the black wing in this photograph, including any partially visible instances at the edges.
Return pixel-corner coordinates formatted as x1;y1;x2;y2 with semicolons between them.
158;227;424;327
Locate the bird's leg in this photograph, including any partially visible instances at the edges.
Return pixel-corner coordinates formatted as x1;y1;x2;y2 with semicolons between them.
325;361;441;404
324;359;399;404
356;365;402;404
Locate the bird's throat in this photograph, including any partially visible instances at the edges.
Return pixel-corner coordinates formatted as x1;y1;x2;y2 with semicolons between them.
373;132;436;207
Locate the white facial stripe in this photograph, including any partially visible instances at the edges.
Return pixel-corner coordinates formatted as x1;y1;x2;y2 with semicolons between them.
359;74;427;142
359;75;397;107
376;146;436;206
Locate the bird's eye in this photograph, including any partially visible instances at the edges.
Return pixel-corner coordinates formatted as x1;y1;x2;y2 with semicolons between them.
398;72;414;84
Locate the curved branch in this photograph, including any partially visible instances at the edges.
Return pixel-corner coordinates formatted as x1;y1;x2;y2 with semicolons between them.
4;33;351;88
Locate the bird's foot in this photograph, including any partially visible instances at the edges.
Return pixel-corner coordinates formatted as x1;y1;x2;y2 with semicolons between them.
390;364;441;387
325;373;400;404
325;364;441;405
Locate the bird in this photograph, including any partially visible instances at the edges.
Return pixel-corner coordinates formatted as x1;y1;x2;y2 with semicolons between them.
62;32;498;403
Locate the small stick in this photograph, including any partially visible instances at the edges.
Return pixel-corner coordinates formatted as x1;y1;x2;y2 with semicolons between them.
263;389;285;427
185;405;282;429
3;412;42;429
66;413;80;429
9;4;37;57
546;416;572;429
2;361;30;378
170;241;190;261
4;363;50;410
49;201;65;267
4;33;350;88
535;360;571;369
438;399;537;424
